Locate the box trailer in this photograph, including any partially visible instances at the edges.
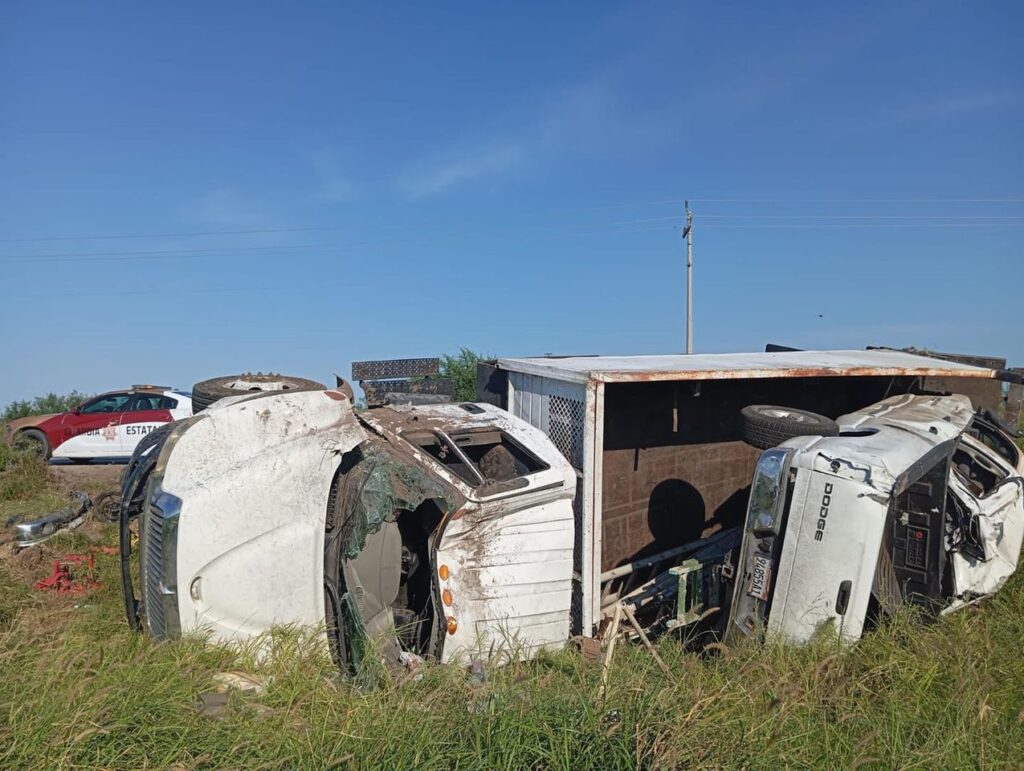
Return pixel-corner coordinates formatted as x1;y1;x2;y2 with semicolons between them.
485;349;1017;636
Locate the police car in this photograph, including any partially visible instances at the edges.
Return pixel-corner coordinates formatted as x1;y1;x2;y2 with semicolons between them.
6;386;193;462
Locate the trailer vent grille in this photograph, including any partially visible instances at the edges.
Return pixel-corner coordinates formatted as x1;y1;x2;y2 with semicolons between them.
548;395;585;469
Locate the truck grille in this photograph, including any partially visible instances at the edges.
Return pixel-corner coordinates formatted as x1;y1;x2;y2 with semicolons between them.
141;489;181;639
143;500;167;638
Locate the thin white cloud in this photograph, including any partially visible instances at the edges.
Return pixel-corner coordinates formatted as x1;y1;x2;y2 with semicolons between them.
183;188;281;229
305;149;359;203
397;143;525;199
851;91;1019;133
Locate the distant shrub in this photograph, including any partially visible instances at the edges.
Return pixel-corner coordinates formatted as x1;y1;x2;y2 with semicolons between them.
440;349;486;402
2;391;90;423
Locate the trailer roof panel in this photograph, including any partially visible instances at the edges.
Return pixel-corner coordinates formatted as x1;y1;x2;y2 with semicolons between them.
496;349;997;384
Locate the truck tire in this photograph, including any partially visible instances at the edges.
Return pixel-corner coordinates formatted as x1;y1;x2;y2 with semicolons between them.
740;405;839;450
191;373;326;413
93;491;121;523
125;422;175;476
14;428;51;460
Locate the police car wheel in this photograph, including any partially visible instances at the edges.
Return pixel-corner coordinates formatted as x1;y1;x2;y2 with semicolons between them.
740;404;839;450
14;428;51;460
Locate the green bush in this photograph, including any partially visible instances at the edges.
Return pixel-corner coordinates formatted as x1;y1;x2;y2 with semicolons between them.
1;390;90;423
440;348;486;402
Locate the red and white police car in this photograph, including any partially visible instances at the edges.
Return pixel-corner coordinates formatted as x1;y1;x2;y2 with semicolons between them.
6;386;192;462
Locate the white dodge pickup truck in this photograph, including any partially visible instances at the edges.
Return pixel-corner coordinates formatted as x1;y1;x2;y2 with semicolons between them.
119;387;577;672
728;394;1024;643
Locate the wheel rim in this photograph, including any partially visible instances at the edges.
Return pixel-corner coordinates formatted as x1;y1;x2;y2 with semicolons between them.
224;377;299;392
762;408;815;423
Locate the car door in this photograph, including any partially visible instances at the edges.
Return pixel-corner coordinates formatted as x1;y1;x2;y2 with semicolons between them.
52;392;132;459
120;394;175;454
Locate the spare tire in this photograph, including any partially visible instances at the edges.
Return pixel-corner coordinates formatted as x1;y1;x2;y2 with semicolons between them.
191;373;326;413
740;405;839;450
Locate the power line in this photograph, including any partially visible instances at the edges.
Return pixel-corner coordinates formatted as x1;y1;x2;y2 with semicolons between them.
3;195;1023;243
0;224;353;244
17;285;303;299
700;222;1024;229
695;214;1024;220
3;217;1024;264
0;239;402;263
573;195;1024;210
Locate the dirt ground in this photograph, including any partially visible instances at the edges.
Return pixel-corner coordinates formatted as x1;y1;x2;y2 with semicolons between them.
0;462;123;558
49;462;123;497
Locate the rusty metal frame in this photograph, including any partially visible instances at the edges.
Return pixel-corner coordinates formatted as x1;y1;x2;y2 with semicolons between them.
496;350;1002;385
352;358;439;381
584;380;604;634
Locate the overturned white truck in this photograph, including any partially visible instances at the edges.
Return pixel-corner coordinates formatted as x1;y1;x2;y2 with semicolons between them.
119;350;1024;671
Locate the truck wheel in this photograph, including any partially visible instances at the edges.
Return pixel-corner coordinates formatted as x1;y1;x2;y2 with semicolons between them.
740;405;839;450
191;373;326;413
93;491;121;523
14;428;51;460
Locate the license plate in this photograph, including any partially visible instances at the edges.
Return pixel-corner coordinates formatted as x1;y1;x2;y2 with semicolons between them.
747;553;773;601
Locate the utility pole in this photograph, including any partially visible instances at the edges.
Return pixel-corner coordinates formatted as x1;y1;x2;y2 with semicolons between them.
683;200;693;353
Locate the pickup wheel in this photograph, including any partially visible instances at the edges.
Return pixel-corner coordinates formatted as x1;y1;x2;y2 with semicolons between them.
191;373;326;413
740;405;839;450
93;491;121;523
14;429;51;460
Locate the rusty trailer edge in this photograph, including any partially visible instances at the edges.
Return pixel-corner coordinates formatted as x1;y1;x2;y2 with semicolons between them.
495;349;999;385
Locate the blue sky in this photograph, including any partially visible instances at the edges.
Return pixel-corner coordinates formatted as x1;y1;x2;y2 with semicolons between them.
1;1;1021;405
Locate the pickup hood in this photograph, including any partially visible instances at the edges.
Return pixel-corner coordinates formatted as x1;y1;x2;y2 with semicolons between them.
786;393;974;496
161;388;365;645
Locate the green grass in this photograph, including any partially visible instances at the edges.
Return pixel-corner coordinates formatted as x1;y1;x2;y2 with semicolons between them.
0;437;57;510
1;477;1023;768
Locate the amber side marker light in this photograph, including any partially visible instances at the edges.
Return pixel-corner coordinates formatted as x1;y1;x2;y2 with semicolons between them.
442;589;453;606
446;616;458;635
438;564;450;581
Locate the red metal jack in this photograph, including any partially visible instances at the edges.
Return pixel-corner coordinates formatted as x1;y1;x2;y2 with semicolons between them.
33;553;100;593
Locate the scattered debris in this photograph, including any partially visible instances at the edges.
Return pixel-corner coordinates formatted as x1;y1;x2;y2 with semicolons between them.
195;692;231;718
399;651;424;679
571;635;602;664
33;552;99;593
91;491;121;523
601;709;623;736
467;659;487;685
195;670;274;718
212;670;271;696
6;490;122;548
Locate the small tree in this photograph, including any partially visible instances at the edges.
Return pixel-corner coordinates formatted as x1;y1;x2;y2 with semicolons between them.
440;349;485;402
2;391;91;423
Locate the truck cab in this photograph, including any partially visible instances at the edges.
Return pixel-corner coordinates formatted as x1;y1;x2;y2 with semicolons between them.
728;394;1024;643
120;388;577;672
